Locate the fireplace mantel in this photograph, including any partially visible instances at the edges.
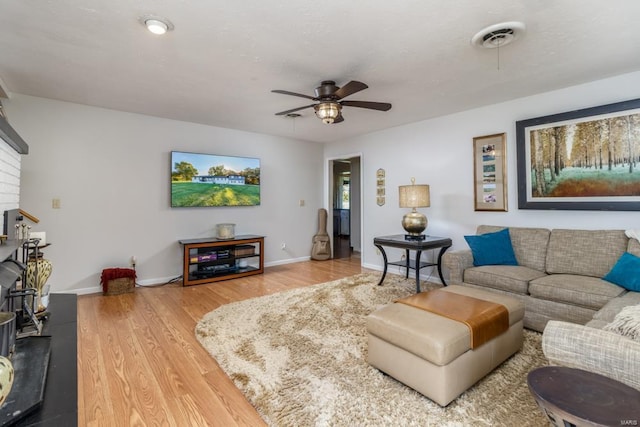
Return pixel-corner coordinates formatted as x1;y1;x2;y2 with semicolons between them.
0;114;28;155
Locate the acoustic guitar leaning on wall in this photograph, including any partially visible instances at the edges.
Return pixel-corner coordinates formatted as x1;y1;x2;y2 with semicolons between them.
311;208;331;261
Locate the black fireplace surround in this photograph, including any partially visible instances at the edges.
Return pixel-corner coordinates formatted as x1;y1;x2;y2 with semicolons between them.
0;240;77;426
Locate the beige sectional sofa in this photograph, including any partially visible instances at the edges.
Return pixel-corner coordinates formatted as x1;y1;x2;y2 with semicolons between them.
542;291;640;390
442;225;640;390
442;225;639;332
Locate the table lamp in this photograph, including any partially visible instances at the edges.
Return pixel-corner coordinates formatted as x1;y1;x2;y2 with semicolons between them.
399;178;430;240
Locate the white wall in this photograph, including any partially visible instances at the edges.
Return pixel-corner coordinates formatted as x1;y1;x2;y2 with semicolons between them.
5;95;324;294
6;71;640;292
324;71;640;275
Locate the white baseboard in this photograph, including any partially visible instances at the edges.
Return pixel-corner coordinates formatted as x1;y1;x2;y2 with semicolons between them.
63;275;183;295
362;262;382;271
362;262;442;285
136;275;182;286
265;256;310;267
69;258;312;295
71;286;102;295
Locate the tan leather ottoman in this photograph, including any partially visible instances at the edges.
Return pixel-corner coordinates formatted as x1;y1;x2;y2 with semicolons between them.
366;285;524;406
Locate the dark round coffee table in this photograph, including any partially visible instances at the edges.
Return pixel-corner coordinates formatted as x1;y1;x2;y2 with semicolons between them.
527;366;640;427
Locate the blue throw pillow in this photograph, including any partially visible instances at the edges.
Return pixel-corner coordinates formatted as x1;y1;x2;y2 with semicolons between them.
603;252;640;291
464;228;518;267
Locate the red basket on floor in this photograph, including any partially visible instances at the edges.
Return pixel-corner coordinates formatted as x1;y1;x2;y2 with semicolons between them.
101;268;136;295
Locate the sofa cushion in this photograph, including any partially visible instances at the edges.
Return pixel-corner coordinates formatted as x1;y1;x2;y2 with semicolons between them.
593;291;640;323
603;304;640;342
628;238;640;257
529;274;625;310
477;225;550;272
603;252;640;291
464;228;518;266
585;318;609;329
463;265;547;295
545;229;628;277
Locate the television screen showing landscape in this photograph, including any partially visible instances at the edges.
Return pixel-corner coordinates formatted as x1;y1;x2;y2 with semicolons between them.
171;151;261;207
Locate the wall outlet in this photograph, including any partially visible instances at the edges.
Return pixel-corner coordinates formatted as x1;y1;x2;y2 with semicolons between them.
52;198;61;209
299;199;305;207
281;243;286;250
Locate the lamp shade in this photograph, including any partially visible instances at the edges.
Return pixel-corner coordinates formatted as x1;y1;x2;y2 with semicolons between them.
399;183;430;208
314;102;341;124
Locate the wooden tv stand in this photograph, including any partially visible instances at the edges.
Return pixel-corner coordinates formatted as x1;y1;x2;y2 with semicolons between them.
179;235;264;286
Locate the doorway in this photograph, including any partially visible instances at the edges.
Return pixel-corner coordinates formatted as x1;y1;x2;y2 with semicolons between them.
328;156;362;259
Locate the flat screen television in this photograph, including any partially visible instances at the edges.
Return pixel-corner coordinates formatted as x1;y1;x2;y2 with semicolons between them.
171;151;261;207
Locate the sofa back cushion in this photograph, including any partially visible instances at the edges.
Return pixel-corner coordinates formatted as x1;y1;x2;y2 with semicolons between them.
628;238;640;257
476;225;550;272
546;229;628;277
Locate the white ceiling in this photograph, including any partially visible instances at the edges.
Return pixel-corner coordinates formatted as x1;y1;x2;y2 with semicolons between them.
2;1;640;143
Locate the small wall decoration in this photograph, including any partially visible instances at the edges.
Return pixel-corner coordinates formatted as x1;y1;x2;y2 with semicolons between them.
516;98;640;211
473;133;508;211
376;168;385;206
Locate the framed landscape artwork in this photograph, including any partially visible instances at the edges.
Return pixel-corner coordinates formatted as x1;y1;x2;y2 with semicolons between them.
473;133;507;211
516;98;640;211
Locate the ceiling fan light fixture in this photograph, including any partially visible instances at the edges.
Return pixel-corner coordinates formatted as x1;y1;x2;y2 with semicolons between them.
315;102;341;124
273;80;390;123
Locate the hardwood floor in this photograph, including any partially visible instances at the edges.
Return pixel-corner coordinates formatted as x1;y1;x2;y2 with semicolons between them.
78;256;369;426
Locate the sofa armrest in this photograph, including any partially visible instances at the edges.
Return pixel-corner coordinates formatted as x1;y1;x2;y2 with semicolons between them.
542;320;640;391
441;249;474;285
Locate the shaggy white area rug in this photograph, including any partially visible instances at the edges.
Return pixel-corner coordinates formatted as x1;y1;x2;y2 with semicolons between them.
195;273;548;426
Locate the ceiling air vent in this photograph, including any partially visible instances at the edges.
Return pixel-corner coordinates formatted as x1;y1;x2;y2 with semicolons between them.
471;22;526;49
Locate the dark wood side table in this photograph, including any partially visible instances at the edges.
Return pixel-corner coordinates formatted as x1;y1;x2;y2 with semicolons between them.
373;234;452;293
527;366;640;427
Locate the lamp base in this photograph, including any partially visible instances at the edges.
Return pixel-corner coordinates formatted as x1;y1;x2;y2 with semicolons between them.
402;210;428;236
404;234;426;241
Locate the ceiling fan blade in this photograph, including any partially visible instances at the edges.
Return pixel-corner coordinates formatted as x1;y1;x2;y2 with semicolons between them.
272;90;317;101
341;100;392;111
333;113;344;124
333;81;368;100
275;104;317;116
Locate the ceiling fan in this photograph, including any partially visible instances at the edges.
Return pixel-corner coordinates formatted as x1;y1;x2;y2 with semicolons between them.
272;80;392;124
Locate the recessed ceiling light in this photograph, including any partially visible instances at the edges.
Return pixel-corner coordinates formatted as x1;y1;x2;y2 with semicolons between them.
139;16;174;35
146;19;167;35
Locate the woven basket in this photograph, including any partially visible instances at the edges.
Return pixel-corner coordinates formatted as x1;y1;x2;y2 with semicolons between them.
103;277;135;296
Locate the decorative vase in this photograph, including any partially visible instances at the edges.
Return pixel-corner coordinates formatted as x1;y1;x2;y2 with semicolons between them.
0;356;14;406
216;223;235;239
26;258;53;312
